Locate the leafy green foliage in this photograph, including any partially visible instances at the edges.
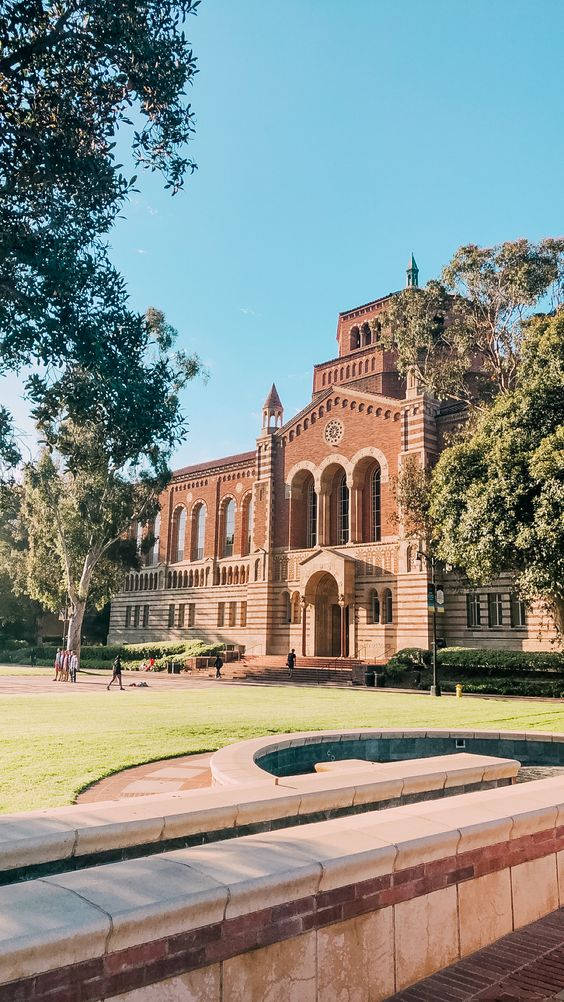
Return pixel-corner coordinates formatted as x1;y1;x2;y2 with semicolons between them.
377;239;564;403
0;0;201;463
430;312;564;631
386;646;563;678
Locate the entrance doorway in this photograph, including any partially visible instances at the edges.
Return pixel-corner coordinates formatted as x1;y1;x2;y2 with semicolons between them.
311;572;349;657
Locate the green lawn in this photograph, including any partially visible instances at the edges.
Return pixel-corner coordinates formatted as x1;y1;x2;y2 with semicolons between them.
1;686;563;814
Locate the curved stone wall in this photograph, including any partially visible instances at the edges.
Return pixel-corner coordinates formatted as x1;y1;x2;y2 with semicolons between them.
210;728;564;787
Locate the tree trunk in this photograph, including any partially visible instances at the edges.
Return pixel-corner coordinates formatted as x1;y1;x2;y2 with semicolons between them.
67;598;87;662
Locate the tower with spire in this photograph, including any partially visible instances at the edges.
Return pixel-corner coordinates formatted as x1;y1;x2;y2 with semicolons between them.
262;383;284;431
406;253;419;288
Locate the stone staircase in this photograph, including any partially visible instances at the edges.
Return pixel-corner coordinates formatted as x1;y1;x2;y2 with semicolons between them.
234;654;374;686
187;653;386;686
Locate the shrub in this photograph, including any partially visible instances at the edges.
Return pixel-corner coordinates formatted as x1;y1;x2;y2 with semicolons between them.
437;647;563;677
386;648;431;675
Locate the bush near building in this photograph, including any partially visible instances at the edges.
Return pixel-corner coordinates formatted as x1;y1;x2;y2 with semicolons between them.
386;647;564;697
0;640;224;671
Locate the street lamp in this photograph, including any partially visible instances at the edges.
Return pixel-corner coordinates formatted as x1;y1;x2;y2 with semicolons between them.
417;551;442;697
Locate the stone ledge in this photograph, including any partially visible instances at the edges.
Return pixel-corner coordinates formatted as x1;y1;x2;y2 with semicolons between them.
0;776;562;994
0;753;518;881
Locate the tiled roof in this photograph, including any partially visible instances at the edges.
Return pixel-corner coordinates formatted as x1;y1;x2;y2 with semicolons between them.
173;451;256;479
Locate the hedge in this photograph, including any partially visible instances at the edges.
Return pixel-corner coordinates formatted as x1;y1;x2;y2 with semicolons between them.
386;647;563;678
1;639;230;668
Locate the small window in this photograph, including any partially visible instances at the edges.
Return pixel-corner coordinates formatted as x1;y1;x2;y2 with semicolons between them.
133;605;141;628
178;603;185;628
167;603;175;628
187;603;195;628
466;594;481;628
229;601;237;627
369;591;380;624
382;588;393;625
510;594;527;628
217;602;225;627
487;593;503;628
240;601;247;627
282;592;291;624
125;606;131;628
223;499;236;557
142;605;149;628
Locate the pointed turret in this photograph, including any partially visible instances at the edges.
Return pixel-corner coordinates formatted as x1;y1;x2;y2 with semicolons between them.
261;383;284;431
406;253;419;288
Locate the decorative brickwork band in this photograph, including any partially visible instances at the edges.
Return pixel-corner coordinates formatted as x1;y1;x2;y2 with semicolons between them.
2;825;563;1002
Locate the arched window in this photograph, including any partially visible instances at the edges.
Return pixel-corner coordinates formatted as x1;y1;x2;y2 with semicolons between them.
193;503;206;561
382;588;393;624
369;591;380;624
282;592;291;624
241;494;253;556
254;558;260;581
337;474;349;545
307;483;317;548
150;512;161;565
171;507;187;563
361;322;371;346
371;466;381;542
222;499;236;557
291;592;301;624
350;326;360;350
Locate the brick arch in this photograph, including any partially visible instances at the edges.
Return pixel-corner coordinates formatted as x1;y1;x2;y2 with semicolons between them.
286;460;317;491
349;446;389;484
314;453;352;492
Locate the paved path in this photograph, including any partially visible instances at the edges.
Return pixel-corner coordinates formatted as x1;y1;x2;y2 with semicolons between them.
0;669;226;694
77;751;213;803
388;908;564;1000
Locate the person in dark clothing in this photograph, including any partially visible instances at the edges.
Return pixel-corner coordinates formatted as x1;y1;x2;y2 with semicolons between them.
107;655;124;690
287;649;296;675
214;654;223;679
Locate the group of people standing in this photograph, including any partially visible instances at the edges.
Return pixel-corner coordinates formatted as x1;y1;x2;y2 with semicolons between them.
53;648;79;683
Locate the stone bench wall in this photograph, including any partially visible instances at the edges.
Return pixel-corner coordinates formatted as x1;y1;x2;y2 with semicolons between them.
0;777;562;1002
0;752;517;884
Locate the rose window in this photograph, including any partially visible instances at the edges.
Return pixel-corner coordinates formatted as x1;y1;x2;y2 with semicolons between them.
324;419;344;446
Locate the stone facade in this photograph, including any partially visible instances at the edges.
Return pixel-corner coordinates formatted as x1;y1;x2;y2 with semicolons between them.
108;277;555;656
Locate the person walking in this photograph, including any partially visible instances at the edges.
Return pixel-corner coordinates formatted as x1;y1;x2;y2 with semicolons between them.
287;648;296;677
107;655;124;690
214;653;223;679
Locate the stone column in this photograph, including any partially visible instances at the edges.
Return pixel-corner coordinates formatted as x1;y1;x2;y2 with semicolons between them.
318;489;330;546
301;597;308;657
339;596;346;658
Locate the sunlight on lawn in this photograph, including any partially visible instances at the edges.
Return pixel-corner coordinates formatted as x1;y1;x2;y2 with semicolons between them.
1;686;563;813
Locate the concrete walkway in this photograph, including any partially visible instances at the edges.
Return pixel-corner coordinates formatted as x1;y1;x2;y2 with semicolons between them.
0;669;225;694
77;751;212;803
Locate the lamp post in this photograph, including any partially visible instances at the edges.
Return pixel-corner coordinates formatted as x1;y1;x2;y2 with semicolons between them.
417;551;441;697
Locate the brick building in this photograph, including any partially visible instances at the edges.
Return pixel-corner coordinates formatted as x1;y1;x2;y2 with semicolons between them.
108;260;554;658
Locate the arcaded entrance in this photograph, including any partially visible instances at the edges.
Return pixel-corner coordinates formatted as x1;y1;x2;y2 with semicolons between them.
311;572;349;657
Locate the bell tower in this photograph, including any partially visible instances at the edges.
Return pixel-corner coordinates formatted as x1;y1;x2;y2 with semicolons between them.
261;383;284;431
406;252;419;288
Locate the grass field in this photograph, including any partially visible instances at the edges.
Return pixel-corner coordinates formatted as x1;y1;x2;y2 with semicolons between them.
1;685;563;814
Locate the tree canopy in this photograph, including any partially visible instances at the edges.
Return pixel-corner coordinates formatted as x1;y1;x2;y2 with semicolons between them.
0;0;201;461
4;308;201;656
376;238;564;404
429;311;564;632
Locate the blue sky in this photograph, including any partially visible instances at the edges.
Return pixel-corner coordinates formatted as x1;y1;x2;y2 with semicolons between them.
7;0;564;468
